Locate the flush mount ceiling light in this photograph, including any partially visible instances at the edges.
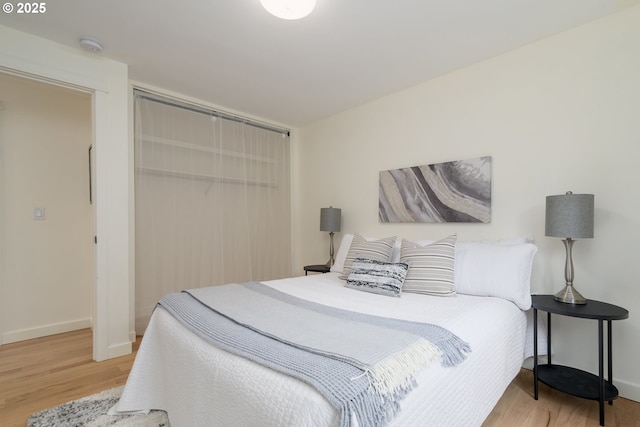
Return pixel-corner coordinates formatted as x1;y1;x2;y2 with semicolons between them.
79;37;103;53
260;0;316;20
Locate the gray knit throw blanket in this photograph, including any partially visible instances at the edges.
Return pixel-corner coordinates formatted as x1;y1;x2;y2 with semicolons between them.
157;282;471;427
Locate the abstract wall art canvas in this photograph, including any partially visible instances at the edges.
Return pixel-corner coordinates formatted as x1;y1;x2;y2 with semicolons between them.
379;156;492;223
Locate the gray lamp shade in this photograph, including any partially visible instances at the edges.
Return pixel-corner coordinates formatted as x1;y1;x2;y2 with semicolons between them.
320;207;341;232
545;192;594;238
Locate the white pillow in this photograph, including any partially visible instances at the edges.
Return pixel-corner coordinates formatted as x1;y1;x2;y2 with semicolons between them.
454;242;537;310
414;235;535;247
331;234;354;273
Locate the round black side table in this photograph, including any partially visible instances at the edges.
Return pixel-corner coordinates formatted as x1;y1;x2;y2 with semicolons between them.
303;264;330;275
532;294;628;426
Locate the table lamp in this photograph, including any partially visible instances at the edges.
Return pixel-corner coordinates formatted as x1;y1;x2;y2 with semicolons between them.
320;207;341;266
545;191;594;304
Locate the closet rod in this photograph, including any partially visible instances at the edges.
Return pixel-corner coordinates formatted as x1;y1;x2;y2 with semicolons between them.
134;89;291;137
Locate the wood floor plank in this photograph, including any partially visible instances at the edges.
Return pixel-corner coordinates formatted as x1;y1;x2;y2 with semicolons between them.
1;329;639;426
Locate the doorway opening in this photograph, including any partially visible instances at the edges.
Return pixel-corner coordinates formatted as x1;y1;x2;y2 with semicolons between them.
0;73;94;347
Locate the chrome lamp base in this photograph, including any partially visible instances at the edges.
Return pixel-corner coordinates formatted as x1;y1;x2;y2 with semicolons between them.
554;238;587;305
554;284;586;304
325;231;336;267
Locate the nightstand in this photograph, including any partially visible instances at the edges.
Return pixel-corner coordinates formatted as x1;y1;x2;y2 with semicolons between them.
532;294;629;426
303;264;330;275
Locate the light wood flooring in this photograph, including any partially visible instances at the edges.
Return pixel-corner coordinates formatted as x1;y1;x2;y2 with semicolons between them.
1;328;639;427
0;329;140;427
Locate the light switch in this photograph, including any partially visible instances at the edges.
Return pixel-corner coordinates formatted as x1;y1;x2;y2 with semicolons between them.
33;207;45;220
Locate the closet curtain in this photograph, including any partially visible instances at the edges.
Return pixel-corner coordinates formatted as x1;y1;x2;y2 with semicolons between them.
134;92;292;333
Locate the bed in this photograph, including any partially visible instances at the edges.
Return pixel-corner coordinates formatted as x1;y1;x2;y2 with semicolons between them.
115;233;543;426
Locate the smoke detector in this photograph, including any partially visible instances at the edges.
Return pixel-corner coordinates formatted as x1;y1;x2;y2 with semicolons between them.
79;38;103;53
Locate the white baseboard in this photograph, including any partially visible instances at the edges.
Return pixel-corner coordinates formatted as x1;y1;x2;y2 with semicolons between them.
614;378;640;403
1;318;92;344
107;340;132;359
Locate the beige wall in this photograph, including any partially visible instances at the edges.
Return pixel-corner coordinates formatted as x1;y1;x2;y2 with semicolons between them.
295;5;640;400
0;74;93;342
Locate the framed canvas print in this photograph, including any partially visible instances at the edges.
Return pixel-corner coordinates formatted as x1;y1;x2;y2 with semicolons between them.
379;156;491;223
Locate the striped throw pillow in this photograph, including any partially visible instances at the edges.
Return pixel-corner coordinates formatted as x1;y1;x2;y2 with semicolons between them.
400;234;457;296
339;234;397;280
346;258;409;297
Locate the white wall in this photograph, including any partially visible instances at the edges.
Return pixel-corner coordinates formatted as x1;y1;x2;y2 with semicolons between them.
0;25;132;360
295;6;640;401
0;74;93;343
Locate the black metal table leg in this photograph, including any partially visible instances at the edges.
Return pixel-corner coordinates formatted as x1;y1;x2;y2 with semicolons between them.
599;319;605;426
534;307;538;399
608;320;613;406
547;312;551;365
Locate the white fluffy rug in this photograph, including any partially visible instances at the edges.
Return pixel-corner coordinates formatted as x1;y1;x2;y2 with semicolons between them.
27;386;170;426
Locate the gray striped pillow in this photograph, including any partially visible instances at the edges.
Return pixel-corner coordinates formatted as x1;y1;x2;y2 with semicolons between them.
400;234;457;296
346;258;409;297
339;234;397;280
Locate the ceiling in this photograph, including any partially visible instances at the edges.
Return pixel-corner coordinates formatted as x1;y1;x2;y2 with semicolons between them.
0;0;636;127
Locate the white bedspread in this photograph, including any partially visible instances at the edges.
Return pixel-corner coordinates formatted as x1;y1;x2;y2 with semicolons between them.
116;273;532;426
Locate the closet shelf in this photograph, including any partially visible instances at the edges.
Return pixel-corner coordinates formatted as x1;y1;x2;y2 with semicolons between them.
139;134;276;163
136;167;277;188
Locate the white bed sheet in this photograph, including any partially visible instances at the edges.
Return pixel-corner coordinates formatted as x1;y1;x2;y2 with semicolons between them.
116;273;531;426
